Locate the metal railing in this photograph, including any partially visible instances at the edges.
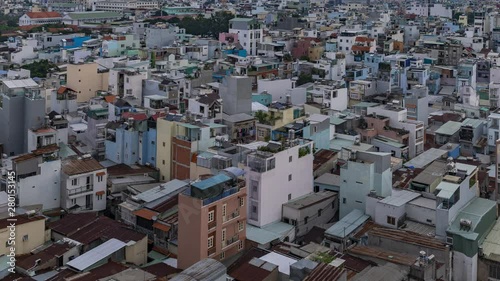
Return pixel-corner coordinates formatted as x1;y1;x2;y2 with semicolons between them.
68;185;93;196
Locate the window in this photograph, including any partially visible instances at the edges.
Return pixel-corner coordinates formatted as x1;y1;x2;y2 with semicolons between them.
288;193;291;200
71;178;77;186
289;156;292;162
238;240;244;251
238;221;244;231
208;237;214;248
208;211;214;222
387;216;396;225
304;216;309;224
163;142;165;147
342;198;346;204
240;197;244;207
222;228;226;241
71;198;76;205
162;160;165;165
222;204;227;217
288;174;292;181
318;209;322;217
22;235;28;241
220;252;225;259
97;194;103;200
97;175;103;182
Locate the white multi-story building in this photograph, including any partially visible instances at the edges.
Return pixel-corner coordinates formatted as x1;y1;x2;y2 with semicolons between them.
61;155;107;213
339;149;392;218
368;104;425;158
244;139;314;227
108;69;147;104
229;18;263;56
95;0;158;11
12;145;61;211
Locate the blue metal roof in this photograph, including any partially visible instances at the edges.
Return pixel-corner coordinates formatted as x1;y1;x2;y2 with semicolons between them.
192;173;231;190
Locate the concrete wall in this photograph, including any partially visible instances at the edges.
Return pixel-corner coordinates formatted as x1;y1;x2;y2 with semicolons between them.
125;235;148;265
220;76;252;115
0;94;45;156
18;159;61;210
282;192;337;237
246;142;314;227
453;251;477;281
0;218;46;256
66;63;109;102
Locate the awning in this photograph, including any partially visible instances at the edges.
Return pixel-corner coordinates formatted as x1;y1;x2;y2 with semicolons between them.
96;171;106;176
134;208;158;220
153;222;171;232
96;191;105;196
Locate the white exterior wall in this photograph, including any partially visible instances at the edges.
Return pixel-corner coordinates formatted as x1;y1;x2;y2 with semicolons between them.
246;142;314;227
18;160;61;210
339;161;374;218
453;251;477;281
393;120;425;158
330;88;348;112
367;106;407;123
257;79;296;103
406;203;436;225
229;28;263;56
187;99;209;118
282;194;337;237
61;169;107;212
373;203;406;229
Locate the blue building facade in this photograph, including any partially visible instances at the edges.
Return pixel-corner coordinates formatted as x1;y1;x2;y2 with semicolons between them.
105;125;140;165
140;126;157;167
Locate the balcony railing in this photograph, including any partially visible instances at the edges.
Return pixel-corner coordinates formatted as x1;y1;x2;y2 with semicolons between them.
68;185;93;197
225;235;239;248
208;247;216;256
208;221;216;231
223;210;240;223
203;187;239;206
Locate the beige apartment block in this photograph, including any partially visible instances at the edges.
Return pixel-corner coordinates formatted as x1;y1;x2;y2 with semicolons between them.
66;62;109;102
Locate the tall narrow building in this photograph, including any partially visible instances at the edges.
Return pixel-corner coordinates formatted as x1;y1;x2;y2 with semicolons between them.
178;168;247;269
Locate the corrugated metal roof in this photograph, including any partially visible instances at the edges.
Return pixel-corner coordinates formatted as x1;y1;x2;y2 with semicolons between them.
62;156;104;176
435;181;459;199
447;197;496;236
461;118;484;128
482;217;500;262
67;238;126;271
133;208;158;220
435;121;462;136
135;179;188;203
2;78;38;88
325;209;369;239
171;258;226;281
379;190;420;207
246;224;281;245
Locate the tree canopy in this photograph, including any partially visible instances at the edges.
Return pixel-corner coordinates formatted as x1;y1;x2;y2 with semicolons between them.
177;12;234;38
22;60;60;78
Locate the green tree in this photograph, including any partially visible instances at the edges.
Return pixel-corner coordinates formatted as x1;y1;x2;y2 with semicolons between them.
22;60;59;78
296;73;313;86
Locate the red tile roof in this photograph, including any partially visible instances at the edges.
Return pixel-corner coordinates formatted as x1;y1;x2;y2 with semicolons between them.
26;12;61;19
